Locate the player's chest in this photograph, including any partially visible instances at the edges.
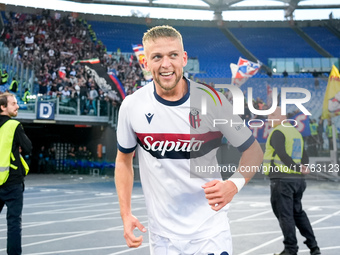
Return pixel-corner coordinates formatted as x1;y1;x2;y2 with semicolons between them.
130;103;213;134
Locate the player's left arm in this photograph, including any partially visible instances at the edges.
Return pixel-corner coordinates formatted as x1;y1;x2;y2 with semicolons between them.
203;139;263;211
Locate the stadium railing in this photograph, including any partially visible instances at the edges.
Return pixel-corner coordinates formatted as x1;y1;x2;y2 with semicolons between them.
17;95;120;127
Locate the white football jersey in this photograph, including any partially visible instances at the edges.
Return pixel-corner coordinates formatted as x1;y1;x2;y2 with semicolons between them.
117;78;254;239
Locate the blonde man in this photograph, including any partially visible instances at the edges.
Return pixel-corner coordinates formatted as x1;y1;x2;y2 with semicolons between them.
115;25;263;255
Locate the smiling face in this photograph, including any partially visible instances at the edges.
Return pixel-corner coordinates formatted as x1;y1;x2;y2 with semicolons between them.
143;27;188;97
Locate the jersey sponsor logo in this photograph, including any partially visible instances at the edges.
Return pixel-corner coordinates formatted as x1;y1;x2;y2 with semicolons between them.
189;108;201;128
143;135;203;156
145;113;154;124
136;132;223;159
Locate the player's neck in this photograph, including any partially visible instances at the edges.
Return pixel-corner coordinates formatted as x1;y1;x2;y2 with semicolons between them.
155;78;188;102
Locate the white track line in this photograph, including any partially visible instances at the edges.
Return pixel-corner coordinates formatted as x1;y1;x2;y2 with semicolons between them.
238;209;340;255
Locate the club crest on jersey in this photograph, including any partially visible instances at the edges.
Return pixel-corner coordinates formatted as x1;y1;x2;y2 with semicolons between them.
145;113;154;124
189;108;201;129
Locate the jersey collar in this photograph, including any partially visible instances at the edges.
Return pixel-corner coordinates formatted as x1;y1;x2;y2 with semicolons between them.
153;77;190;106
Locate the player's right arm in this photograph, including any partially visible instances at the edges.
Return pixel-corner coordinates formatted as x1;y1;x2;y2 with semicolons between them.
115;150;146;248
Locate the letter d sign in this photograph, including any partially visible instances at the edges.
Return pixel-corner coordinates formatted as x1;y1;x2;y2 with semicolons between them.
37;102;55;120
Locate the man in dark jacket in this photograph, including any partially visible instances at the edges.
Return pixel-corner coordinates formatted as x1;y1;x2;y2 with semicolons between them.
263;108;321;255
0;92;32;255
9;78;19;93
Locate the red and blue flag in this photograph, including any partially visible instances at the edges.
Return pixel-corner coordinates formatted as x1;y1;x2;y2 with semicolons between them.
230;57;261;87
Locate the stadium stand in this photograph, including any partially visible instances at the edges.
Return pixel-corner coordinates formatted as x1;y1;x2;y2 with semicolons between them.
88;21;147;53
1;8;340;162
178;26;243;79
301;26;340;57
228;27;323;63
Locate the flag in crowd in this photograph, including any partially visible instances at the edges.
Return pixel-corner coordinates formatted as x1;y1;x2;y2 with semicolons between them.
322;65;340;120
230;57;261;87
58;70;66;79
132;44;153;81
71;36;82;44
74;58;126;102
109;73;126;100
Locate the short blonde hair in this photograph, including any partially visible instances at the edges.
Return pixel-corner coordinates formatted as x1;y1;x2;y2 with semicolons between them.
142;25;183;49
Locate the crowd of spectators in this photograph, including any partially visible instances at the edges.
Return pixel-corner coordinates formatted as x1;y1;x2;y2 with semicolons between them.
1;10;145;114
36;145;56;174
1;10;337;154
36;144;94;174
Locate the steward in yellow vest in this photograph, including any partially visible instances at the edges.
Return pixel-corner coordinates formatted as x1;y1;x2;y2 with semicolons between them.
0;92;32;254
0;70;8;85
307;119;319;156
263;107;320;255
22;88;30;103
309;120;318;136
9;78;19;93
326;119;337;150
326;123;333;138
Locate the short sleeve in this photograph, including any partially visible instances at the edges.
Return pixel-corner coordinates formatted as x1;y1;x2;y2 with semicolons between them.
216;93;254;152
116;96;137;153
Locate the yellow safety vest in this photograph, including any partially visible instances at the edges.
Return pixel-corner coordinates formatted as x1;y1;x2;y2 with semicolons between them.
326;125;333;138
9;80;18;92
263;123;303;176
0;120;29;185
310;123;318;136
1;73;8;84
22;90;30;103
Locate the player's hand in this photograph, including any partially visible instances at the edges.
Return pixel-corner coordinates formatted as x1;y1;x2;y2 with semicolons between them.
202;180;237;211
122;214;146;248
300;164;310;175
